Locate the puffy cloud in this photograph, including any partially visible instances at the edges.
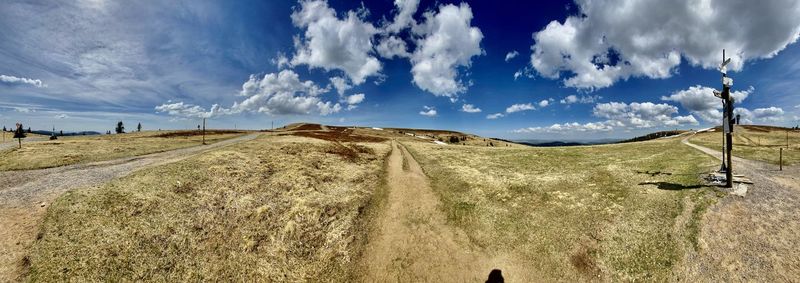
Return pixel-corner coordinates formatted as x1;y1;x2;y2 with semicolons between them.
505;51;519;62
506;103;536;113
410;3;483;98
157;70;342;118
346;93;365;105
530;0;800;90
290;0;381;85
384;0;419;33
240;70;328;97
345;93;365;110
0;74;45;88
514;121;615;133
486;113;505;119
419;105;437;117
560;94;601;104
733;108;754;124
155;101;220;119
661;85;753;123
461;104;481;113
271;53;290;69
665;115;699;126
376;36;411;59
329;76;352;96
539;98;553;108
593;101;696;128
232;70;339;115
753;107;784;121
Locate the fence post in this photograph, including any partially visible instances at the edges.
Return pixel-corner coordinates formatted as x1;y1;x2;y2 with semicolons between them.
780;148;783;171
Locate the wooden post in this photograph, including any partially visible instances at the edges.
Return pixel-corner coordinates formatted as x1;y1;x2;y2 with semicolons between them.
780;148;783;171
202;118;206;145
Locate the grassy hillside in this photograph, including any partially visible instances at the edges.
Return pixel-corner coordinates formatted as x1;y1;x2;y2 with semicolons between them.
0;130;245;171
690;126;800;165
404;138;720;281
27;134;390;281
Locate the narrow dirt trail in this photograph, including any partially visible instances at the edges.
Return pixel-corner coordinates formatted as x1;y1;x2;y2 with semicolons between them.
0;133;260;281
360;141;515;282
681;134;800;281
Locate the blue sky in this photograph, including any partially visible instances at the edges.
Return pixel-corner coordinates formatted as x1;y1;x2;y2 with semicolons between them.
1;0;799;140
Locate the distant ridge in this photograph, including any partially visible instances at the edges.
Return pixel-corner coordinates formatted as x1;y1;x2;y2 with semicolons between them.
513;138;621;147
617;130;686;143
31;130;101;137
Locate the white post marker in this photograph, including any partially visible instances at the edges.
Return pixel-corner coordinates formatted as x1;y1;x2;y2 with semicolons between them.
723;77;733;87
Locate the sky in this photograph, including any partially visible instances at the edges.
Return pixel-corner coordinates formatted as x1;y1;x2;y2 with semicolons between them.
1;0;800;140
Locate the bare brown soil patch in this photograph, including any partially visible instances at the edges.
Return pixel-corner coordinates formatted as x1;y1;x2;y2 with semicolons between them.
289;128;387;143
293;123;323;131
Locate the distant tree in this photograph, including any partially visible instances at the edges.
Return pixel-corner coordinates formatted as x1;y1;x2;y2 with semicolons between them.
137;122;142;132
115;121;125;134
13;123;26;148
60;130;63;136
2;126;5;132
26;127;31;133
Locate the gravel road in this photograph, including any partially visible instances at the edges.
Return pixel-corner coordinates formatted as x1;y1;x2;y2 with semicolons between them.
0;133;260;281
681;134;800;281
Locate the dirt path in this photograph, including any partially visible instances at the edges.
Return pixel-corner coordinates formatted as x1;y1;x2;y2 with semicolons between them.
681;134;800;281
360;141;516;282
0;133;260;281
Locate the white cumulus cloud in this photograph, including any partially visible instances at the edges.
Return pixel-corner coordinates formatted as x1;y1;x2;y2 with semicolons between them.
530;0;800;90
419;105;437;117
384;0;420;33
290;0;381;85
329;76;352;96
560;94;601;104
506;103;536;113
461;103;481;113
376;36;411;59
505;50;519;62
410;3;483;98
345;93;365;110
593;101;698;128
753;106;784;121
157;70;343;118
514;121;615;133
661;85;753;123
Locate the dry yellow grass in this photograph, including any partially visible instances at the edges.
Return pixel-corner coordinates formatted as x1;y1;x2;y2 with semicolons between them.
404;138;721;281
690;126;800;165
26;134;390;281
0;130;245;171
